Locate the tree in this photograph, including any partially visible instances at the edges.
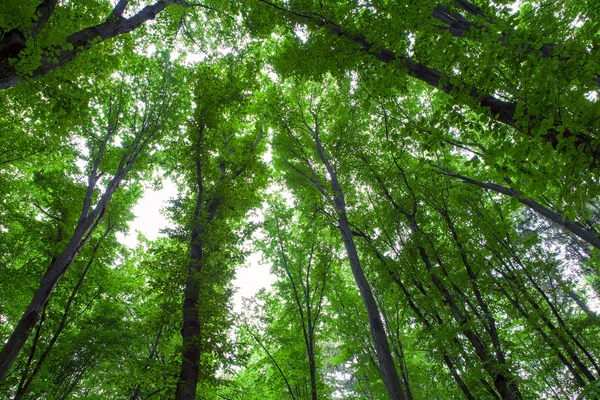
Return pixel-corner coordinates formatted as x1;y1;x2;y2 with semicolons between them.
165;57;268;399
0;68;179;381
1;0;599;398
261;200;332;400
0;0;190;89
269;78;412;400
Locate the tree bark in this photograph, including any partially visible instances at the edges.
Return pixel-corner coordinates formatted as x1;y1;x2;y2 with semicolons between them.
175;131;206;400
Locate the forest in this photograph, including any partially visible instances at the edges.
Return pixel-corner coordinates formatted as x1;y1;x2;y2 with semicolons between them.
0;0;599;399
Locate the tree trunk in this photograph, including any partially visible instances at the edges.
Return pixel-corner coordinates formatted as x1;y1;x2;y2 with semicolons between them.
0;118;144;380
14;226;109;399
175;143;205;400
0;221;97;381
311;130;407;400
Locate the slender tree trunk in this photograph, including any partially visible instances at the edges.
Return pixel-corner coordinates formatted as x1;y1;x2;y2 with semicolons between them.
494;257;596;383
243;320;297;400
131;325;163;400
376;292;413;400
494;276;588;387
370;164;520;398
311;130;407;400
277;228;322;400
439;209;507;364
15;226;109;399
416;244;521;399
305;284;318;400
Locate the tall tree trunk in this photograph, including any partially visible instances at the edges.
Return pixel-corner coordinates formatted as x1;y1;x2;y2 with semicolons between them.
310;128;407;400
15;225;110;399
416;244;521;400
0;112;148;381
0;210;106;381
175;138;205;400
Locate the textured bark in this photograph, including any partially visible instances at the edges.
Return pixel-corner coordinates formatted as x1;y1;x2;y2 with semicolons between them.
175;134;205;400
175;239;202;400
0;0;182;90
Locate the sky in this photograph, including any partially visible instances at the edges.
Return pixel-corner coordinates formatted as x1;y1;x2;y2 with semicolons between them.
116;178;275;312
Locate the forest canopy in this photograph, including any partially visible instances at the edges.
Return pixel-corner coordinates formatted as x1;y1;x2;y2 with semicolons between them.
0;0;599;399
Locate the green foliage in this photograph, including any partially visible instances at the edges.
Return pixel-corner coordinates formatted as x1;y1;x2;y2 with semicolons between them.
1;0;600;399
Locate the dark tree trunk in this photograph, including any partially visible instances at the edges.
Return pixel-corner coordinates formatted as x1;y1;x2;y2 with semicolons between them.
0;215;101;381
0;115;147;381
175;228;203;400
324;22;599;167
175;137;205;400
14;226;109;399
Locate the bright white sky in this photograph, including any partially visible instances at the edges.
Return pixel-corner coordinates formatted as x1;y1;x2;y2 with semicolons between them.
117;179;275;312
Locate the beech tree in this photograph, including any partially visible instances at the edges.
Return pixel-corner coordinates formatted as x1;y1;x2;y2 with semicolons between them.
1;0;599;399
0;65;180;382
